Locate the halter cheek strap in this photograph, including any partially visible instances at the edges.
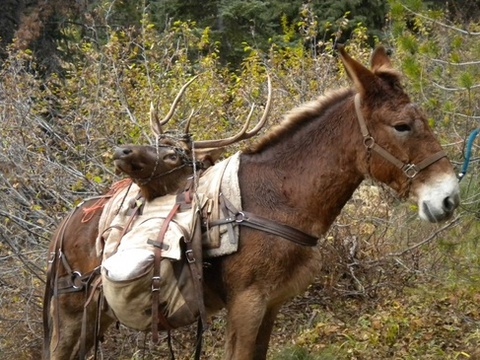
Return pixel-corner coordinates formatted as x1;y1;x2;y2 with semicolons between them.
354;94;447;179
132;143;200;186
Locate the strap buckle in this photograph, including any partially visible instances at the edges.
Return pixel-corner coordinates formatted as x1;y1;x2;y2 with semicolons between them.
185;249;195;263
402;164;419;179
71;271;83;289
48;251;56;264
152;276;161;292
235;211;247;223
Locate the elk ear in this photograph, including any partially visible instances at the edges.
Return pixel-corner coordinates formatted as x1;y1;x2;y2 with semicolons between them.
337;44;377;97
193;148;225;167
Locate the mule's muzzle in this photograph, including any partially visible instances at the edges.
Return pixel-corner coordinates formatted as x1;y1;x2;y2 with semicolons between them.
421;192;460;223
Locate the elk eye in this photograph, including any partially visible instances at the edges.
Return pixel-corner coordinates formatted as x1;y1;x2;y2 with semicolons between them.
164;153;178;161
393;123;411;132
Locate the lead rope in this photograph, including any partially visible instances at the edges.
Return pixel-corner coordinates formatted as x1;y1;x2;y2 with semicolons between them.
458;128;479;181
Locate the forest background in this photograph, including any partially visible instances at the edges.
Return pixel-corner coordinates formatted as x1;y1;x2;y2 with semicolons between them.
1;0;480;359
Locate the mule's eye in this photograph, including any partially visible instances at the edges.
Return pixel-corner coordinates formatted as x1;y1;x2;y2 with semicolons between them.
393;123;411;132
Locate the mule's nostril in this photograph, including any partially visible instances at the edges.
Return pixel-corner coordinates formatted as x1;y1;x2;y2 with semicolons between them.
443;195;459;212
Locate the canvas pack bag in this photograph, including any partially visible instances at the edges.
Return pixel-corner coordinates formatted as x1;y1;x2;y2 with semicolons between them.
98;185;206;336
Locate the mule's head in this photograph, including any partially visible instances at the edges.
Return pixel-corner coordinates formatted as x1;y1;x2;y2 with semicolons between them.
338;45;460;222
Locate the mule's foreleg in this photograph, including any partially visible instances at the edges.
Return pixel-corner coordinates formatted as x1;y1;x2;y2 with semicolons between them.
253;305;281;360
224;288;268;360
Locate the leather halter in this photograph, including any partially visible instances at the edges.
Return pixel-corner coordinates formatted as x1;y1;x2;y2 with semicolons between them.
132;144;200;186
354;94;447;179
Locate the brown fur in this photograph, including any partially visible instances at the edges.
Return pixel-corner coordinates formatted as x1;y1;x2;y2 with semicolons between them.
245;88;353;155
113;140;225;201
43;46;459;360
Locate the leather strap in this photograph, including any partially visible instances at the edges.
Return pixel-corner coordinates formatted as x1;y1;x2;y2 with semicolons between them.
182;217;207;360
354;94;446;179
43;203;82;354
181;194;208;334
79;276;103;360
109;195;144;255
209;194;318;247
177;190;207;359
151;202;179;342
54;267;100;294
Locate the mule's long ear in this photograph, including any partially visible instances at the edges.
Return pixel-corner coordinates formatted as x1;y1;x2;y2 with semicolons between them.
370;45;393;73
337;44;377;97
370;45;404;91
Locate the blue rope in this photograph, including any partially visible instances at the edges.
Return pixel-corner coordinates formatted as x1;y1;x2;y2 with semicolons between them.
458;128;480;181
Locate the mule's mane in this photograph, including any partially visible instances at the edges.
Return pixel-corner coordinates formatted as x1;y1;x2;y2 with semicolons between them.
245;88;353;154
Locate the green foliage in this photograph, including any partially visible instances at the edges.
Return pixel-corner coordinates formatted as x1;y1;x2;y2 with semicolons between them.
1;1;480;359
389;0;480;140
273;345;326;360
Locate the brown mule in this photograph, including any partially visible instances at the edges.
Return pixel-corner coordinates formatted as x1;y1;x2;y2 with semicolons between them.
43;45;460;360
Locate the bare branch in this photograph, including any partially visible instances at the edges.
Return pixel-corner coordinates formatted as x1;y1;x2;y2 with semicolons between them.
430;58;480;66
366;216;460;262
431;81;480;92
402;4;480;36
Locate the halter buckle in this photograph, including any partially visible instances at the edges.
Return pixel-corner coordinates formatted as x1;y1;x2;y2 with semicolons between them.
402;164;419;179
363;136;375;149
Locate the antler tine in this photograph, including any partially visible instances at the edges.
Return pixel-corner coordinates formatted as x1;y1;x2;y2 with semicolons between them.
159;75;200;126
184;109;196;134
240;73;272;139
193;73;272;149
150;101;162;136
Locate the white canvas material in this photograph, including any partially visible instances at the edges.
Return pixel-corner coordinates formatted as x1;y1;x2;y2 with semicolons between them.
94;152;242;330
99;188;205;330
96;151;242;260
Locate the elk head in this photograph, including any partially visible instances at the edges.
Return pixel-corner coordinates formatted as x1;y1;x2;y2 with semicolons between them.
113;142;196;201
114;74;272;201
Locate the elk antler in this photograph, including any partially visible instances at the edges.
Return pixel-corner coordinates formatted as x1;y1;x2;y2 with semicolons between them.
183;108;196;135
150;75;199;136
192;74;272;149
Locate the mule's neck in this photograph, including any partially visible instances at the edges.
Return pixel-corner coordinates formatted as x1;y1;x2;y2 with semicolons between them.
239;91;366;237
